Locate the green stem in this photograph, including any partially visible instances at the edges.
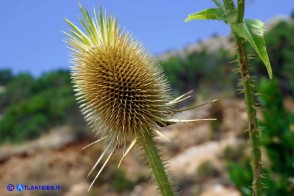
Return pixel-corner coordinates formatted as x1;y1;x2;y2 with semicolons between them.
233;0;262;196
139;131;174;196
223;0;235;13
236;0;244;22
235;35;262;196
233;1;263;195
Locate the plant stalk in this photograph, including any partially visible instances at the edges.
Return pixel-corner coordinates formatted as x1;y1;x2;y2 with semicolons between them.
234;0;262;193
139;131;174;196
233;1;262;195
234;35;262;196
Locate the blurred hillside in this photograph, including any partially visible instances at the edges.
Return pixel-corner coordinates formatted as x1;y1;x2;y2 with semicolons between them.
0;18;293;195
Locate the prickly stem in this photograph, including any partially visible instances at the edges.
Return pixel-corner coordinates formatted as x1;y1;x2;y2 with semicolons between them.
139;131;174;196
232;1;263;195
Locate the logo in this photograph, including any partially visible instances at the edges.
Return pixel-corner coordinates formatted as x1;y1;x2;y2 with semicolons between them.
7;184;14;192
16;184;24;192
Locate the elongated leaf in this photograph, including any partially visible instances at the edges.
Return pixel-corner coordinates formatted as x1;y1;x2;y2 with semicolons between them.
185;8;227;22
232;19;273;79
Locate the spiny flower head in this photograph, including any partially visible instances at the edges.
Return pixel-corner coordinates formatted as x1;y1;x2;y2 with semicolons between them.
65;5;215;190
65;6;173;145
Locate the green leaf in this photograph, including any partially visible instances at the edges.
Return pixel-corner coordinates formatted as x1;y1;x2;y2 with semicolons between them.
185;8;227;22
232;19;273;79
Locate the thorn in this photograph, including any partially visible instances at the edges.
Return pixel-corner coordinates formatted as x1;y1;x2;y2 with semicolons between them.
173;99;218;113
168;90;193;105
154;129;170;142
88;145;117;191
166;118;216;123
82;136;107;150
118;138;137;168
87;137;115;177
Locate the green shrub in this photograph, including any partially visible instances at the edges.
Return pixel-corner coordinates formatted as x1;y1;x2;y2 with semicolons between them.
229;160;252;196
258;78;294;195
0;70;84;143
208;101;225;140
195;160;219;182
111;169;134;191
0;69;13;85
220;143;246;164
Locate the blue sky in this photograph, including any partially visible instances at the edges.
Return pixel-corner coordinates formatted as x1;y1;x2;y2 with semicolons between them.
0;0;293;76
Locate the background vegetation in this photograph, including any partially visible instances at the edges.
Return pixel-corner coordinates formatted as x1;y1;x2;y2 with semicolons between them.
0;70;85;143
0;19;293;194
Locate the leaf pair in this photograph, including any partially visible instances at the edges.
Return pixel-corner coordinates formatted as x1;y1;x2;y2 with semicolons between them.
185;5;272;79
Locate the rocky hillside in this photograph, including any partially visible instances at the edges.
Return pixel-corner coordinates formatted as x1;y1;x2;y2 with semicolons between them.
0;98;247;196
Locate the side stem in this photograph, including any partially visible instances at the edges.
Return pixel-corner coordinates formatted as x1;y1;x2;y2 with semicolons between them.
139;131;174;196
233;34;263;196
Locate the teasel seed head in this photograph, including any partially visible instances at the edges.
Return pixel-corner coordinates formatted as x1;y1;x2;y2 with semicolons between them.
65;5;216;190
66;6;173;145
